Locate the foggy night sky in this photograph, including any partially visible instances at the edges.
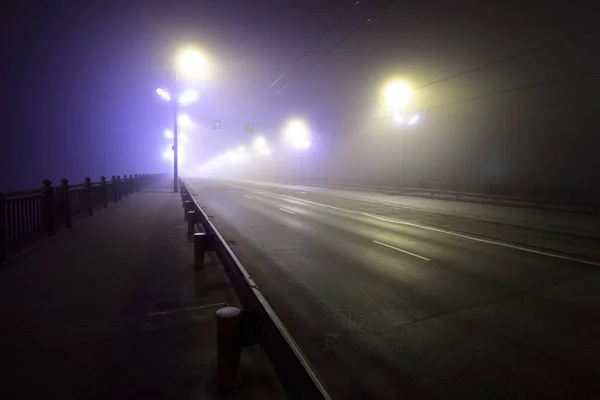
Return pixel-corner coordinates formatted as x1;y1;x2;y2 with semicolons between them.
1;0;599;191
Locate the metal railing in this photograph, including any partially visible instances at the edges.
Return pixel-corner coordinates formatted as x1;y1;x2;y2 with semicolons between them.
0;174;162;262
179;179;330;400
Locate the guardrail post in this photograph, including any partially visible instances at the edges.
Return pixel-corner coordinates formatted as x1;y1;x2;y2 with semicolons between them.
84;177;93;216
216;306;242;388
182;192;190;207
61;179;72;228
187;210;196;235
194;232;214;269
0;193;7;262
184;200;193;218
42;179;56;236
100;176;108;209
117;175;123;201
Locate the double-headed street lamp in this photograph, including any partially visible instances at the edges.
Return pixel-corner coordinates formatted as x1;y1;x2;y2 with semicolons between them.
157;47;209;192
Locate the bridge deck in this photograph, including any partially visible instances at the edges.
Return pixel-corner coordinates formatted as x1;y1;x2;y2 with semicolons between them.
0;179;283;399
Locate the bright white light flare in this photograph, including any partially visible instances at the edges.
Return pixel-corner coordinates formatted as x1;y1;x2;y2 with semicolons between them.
384;81;410;109
284;119;311;150
176;48;209;81
156;88;171;101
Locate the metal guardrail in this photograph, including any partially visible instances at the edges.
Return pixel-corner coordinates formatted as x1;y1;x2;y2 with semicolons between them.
0;174;162;262
285;180;599;214
179;179;330;400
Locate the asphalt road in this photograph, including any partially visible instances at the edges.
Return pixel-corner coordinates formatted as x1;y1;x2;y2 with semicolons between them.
187;178;600;399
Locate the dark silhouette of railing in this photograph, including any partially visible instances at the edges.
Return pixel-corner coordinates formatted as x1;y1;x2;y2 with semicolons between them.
180;179;330;399
0;174;162;262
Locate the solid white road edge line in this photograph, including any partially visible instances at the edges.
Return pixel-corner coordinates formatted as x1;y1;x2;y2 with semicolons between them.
280;207;296;215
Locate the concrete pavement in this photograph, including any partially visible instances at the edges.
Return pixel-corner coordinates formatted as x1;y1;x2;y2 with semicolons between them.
0;179;285;399
188;178;600;399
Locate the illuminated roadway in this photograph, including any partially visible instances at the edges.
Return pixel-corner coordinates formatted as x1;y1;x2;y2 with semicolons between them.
187;178;600;399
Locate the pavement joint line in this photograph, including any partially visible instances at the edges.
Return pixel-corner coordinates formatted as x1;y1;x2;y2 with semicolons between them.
146;302;228;317
17;302;229;335
373;240;431;261
243;184;600;267
280;207;296;215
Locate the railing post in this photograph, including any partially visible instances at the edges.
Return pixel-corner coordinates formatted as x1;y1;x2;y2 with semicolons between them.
100;176;108;209
85;177;93;216
42;179;56;236
133;174;139;192
123;175;129;197
117;175;123;201
194;232;213;269
61;178;72;228
0;193;7;262
216;306;242;388
184;200;193;218
111;176;118;203
187;210;196;235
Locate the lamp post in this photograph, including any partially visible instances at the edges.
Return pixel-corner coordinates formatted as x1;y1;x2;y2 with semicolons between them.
157;47;209;192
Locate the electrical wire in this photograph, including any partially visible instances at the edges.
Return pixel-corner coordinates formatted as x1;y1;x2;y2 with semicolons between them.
413;25;600;91
372;69;600;121
277;0;396;93
270;0;363;88
315;25;600;122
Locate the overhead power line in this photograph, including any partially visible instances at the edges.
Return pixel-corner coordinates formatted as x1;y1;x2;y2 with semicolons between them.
316;24;600;123
278;0;396;93
270;0;363;88
413;25;600;91
373;69;600;121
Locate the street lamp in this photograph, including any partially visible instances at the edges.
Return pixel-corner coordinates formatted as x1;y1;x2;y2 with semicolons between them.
284;119;311;150
283;119;311;181
384;81;411;109
157;46;210;192
252;136;271;155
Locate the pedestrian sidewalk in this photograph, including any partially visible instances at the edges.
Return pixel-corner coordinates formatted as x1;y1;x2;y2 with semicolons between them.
0;179;284;399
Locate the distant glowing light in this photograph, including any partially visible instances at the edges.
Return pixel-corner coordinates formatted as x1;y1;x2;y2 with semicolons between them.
393;112;404;124
393;112;421;126
156;88;171;101
162;147;173;160
284;119;311;150
384;81;410;109
408;114;420;125
252;136;271;155
164;129;174;139
177;114;192;127
178;132;188;142
178;88;199;106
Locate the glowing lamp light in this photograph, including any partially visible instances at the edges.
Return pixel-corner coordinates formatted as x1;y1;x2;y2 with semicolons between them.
384;81;410;109
164;129;174;139
252;136;271;155
162;147;173;160
177;114;192;127
284;119;311;150
178;88;199;106
176;48;209;82
156;88;171;101
408;114;420;125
